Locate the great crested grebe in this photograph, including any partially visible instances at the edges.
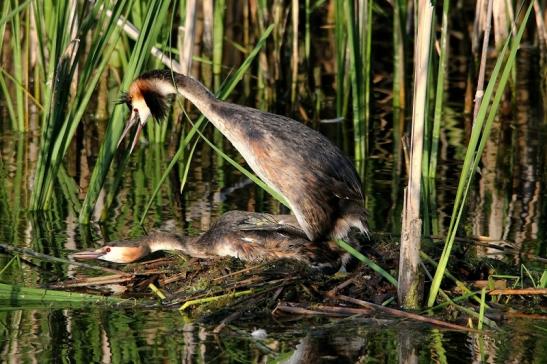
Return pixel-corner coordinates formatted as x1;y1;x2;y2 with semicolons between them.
73;211;340;269
118;70;368;242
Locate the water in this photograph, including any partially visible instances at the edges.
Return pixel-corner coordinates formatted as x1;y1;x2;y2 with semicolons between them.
1;91;545;362
1;22;546;364
2;307;545;362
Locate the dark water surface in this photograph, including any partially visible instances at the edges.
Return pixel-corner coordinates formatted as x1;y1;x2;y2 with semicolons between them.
1;304;546;362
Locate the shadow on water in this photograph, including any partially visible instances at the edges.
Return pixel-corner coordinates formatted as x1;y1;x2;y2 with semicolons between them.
0;6;546;364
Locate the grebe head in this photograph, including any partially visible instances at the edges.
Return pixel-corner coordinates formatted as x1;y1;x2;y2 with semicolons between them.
118;71;177;152
73;243;150;264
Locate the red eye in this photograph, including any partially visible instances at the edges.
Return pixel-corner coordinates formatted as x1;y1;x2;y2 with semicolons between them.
105;247;111;252
133;108;138;113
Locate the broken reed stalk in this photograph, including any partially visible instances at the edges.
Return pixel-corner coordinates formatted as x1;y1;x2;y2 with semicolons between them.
179;0;196;74
275;297;477;333
333;294;478;332
105;8;183;73
398;0;433;309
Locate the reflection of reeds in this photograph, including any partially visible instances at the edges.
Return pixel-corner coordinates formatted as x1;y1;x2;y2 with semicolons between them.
427;3;535;307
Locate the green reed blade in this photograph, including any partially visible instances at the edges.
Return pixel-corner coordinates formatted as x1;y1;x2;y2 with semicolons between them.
344;0;365;168
0;283;123;305
427;2;534;307
79;0;173;223
429;0;450;180
0;0;30;28
213;0;225;89
180;138;199;194
31;1;130;210
337;239;398;286
334;0;346;117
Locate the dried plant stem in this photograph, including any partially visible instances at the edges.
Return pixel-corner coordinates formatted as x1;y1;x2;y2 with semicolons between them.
105;9;183;73
398;0;433;309
179;0;196;74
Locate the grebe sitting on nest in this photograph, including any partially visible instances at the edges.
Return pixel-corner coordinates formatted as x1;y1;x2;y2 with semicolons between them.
117;70;368;243
73;211;341;270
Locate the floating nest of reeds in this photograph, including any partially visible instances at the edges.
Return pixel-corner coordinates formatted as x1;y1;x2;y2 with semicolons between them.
44;237;546;331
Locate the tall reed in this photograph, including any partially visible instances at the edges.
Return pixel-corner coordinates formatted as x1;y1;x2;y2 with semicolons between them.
0;0;31;131
30;1;130;210
398;0;434;309
427;3;534;307
342;0;368;175
79;0;173;223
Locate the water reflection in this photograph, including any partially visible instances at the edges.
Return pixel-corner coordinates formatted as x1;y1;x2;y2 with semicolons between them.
3;308;545;363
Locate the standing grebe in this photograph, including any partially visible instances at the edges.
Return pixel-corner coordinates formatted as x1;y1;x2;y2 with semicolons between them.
118;70;368;242
73;211;340;269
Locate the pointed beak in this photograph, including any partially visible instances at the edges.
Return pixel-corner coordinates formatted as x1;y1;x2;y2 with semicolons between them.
118;112;144;154
72;249;104;261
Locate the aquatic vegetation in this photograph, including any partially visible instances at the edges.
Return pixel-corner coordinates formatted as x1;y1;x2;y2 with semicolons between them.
0;2;546;360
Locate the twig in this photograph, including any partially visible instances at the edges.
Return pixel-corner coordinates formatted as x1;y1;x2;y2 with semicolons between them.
326;275;358;296
212;263;268;281
213;311;242;334
51;274;133;288
331;294;478;332
159;271;188;286
273;302;372;317
489;288;547;296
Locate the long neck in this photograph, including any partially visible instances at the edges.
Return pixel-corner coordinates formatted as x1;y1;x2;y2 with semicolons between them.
144;233;212;259
171;73;218;116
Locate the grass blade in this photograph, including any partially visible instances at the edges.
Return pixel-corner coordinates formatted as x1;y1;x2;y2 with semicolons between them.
427;3;534;307
79;0;174;223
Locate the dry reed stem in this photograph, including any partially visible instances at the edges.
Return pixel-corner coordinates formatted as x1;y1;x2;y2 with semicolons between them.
488;288;547;296
534;0;547;54
105;9;183;73
291;0;299;104
398;0;433;308
50;274;134;288
333;294;479;332
273;302;373;317
179;0;196;74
